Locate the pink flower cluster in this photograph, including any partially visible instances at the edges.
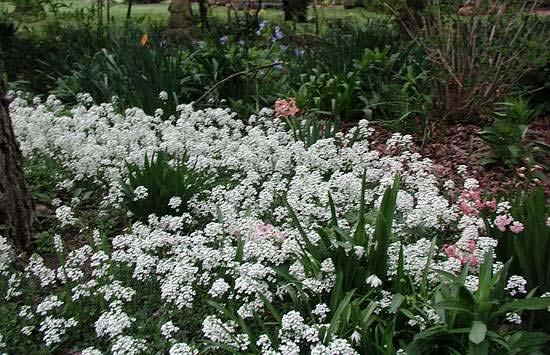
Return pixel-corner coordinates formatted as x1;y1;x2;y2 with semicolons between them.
274;98;299;118
256;223;286;240
444;239;479;266
457;189;496;217
494;215;524;234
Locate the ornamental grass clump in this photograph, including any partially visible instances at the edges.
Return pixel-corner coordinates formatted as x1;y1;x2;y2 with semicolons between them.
406;0;549;124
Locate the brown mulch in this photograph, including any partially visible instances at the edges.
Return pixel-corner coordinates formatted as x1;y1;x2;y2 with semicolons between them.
369;118;550;198
534;8;550;16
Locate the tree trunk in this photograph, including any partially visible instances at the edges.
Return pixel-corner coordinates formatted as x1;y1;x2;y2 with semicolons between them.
0;53;33;254
166;0;194;43
198;0;209;30
284;0;308;22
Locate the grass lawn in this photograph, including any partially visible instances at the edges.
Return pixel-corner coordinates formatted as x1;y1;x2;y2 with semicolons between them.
0;0;384;30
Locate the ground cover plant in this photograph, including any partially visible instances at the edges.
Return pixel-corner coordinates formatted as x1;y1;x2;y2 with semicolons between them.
1;93;549;354
0;0;549;354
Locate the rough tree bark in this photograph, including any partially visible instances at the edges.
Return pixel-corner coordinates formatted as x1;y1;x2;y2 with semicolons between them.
166;0;194;43
0;50;33;254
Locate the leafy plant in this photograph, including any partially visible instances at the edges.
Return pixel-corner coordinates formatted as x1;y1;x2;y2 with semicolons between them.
355;45;432;133
477;99;549;169
406;252;550;354
52;30;200;116
294;17;399;76
191;31;290;117
295;70;361;122
283;114;341;147
278;174;401;350
120;151;210;221
484;189;550;296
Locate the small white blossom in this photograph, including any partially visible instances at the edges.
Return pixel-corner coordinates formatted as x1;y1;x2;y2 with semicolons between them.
55;206;77;227
366;274;382;288
161;321;180;341
133;186;149;201
506;312;522;325
168;196;182;210
506;275;527;296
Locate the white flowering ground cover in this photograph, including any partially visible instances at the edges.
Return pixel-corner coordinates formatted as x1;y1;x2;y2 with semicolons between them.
1;93;549;354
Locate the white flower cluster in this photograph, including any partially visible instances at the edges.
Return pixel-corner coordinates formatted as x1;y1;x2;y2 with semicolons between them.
3;95;524;353
38;316;78;346
506;275;527;296
0;236;13;275
55;205;78;227
95;305;136;339
160;321;180;341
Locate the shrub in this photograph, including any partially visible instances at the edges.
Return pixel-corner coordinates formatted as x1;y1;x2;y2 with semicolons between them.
406;252;550;354
407;0;549;124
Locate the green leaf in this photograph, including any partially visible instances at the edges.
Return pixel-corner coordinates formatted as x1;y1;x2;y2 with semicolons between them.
497;297;550;314
436;300;474;314
389;294;405;313
468;321;487;345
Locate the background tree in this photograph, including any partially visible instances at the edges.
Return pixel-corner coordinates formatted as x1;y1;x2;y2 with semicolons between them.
284;0;309;22
166;0;194;43
0;46;34;254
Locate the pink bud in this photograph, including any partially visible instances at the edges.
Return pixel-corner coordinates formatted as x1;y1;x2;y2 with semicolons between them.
444;244;459;258
510;221;524;234
485;199;496;211
467;239;477;252
494;215;512;232
256;223;274;236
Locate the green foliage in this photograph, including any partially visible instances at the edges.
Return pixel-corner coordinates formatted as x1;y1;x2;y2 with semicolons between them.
355;45;432;132
52;30;199;116
120;151;210;221
284;114;342;147
477;99;548;169
191;34;289;116
485;189;550;296
295;70;361;121
290;173;399;301
406;252;550;354
295;17;399;76
280;174;401;348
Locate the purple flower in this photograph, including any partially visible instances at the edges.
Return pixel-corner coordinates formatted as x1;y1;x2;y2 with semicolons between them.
219;35;229;46
256;20;267;36
271;26;284;43
274;59;283;70
279;44;288;52
294;48;305;57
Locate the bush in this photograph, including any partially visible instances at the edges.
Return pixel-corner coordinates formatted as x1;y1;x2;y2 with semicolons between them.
408;0;549;124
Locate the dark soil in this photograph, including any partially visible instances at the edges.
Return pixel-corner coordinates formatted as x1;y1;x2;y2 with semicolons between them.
370;118;550;198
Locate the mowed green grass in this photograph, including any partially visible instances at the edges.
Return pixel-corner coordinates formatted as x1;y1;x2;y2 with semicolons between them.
0;0;383;28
